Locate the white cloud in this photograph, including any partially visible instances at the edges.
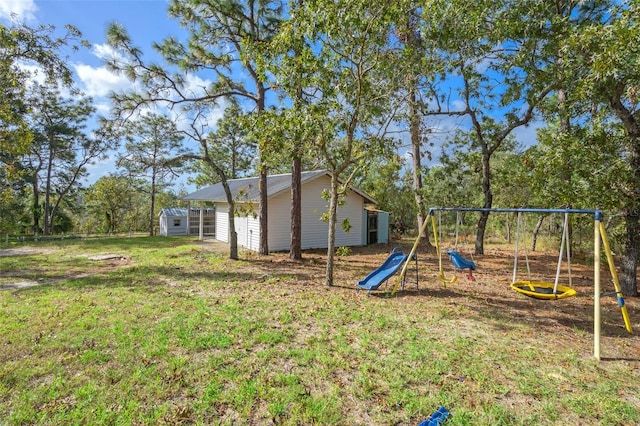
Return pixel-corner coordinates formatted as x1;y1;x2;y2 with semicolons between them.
74;63;132;98
93;102;111;116
168;99;226;135
17;62;46;84
0;0;38;22
92;43;122;61
182;73;212;99
70;43;136;98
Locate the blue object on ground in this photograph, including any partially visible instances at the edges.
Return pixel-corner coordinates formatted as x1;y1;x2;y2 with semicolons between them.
417;406;450;426
446;249;476;271
357;248;408;291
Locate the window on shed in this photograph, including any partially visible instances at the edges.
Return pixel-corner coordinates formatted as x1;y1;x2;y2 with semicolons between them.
173;219;181;227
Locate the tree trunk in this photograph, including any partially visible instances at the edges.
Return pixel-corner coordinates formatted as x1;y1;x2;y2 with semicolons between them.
31;178;40;234
228;211;239;261
43;141;54;235
290;156;302;260
258;169;268;255
290;30;303;261
608;95;639;296
257;80;269;256
410;86;431;248
475;150;492;255
618;126;640;295
48;191;67;235
530;215;545;251
221;178;239;261
620;209;640;296
325;175;339;286
149;175;156;236
202;155;238;261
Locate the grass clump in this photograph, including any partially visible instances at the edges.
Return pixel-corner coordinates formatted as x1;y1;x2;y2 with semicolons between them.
0;236;639;425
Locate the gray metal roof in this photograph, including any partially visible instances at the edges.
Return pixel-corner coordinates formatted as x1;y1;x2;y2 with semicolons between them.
159;207;215;217
181;170;376;204
159;207;188;217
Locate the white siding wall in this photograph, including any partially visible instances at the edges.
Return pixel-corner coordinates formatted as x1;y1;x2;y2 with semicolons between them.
234;214;260;251
245;214;260;251
217;203;262;250
233;207;261;251
300;178;330;249
160;215;169;236
160;214;188;236
327;184;365;248
266;175;365;251
215;204;229;243
235;214;247;246
267;190;293;251
215;175;366;252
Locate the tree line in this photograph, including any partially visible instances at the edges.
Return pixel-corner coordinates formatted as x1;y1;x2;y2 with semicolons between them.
1;0;638;295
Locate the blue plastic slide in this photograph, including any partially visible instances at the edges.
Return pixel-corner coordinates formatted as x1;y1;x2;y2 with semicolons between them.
357;248;408;291
446;250;476;271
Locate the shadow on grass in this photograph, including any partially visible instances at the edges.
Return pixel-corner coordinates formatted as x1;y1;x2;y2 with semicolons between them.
3;235;200;255
600;356;640;362
357;272;636;342
8;237;637;355
11;262;317;296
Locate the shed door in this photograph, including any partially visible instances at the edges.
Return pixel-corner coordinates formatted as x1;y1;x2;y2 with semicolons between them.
367;212;378;245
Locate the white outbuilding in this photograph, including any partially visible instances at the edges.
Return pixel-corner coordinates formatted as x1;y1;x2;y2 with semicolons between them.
180;170;389;252
158;207;215;236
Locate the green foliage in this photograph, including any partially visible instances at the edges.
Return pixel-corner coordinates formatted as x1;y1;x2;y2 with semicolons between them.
355;156;416;235
105;0;286;256
262;0;406;283
0;191;29;234
116;113;186;180
189;102;257;187
83;175;137;234
557;0;640;210
115;112;188;235
0;22;83;204
335;246;351;256
22;84;102;236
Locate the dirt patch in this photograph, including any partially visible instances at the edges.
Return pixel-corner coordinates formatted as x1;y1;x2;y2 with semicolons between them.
86;254;130;261
2;238;638;359
0;280;45;290
0;250;131;291
194;238;639;360
0;247;59;257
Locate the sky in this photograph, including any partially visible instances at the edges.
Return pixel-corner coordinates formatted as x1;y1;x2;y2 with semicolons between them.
1;0;206;192
1;0;541;192
2;0;182;95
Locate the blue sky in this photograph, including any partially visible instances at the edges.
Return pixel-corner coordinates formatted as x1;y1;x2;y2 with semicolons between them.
1;0;185;106
3;0;180;70
2;0;541;191
1;0;205;191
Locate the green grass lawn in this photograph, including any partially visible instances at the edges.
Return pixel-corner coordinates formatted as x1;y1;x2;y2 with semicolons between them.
1;237;639;425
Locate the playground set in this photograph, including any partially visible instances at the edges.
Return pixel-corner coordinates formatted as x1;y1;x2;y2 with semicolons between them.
357;207;633;361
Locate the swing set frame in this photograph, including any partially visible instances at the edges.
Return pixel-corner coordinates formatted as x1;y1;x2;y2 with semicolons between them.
510;210;577;300
394;207;633;361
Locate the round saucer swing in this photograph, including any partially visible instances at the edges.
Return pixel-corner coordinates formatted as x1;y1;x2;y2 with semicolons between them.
510;281;577;300
511;211;576;300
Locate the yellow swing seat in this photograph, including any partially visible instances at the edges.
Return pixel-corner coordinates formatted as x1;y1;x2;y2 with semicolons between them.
437;271;458;285
511;280;577;300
